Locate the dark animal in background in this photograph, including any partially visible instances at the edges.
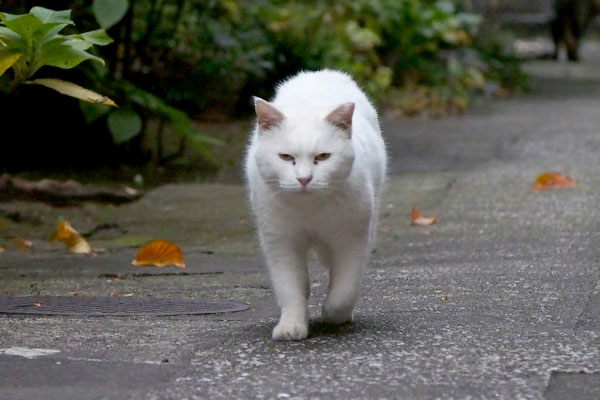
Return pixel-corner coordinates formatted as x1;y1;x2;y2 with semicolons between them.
551;0;600;61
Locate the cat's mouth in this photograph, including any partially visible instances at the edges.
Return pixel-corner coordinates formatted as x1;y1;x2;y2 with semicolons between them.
279;181;329;193
279;184;317;193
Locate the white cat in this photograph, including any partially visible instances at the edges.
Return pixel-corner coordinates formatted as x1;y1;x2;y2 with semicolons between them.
245;69;387;340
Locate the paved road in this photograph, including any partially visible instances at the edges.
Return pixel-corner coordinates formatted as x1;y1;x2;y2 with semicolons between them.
1;59;599;399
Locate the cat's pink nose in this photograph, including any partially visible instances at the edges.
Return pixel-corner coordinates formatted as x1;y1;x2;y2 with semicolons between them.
297;176;312;187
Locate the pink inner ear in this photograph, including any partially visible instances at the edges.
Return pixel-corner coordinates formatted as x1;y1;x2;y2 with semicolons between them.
325;102;355;133
255;98;285;131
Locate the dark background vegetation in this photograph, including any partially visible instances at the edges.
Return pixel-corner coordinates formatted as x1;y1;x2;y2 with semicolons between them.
0;0;525;179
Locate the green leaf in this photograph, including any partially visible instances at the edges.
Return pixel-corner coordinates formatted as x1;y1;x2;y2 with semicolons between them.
34;22;70;44
66;38;94;51
187;132;222;163
92;0;129;29
107;108;143;144
34;37;104;73
0;12;19;24
1;14;43;45
68;29;113;46
435;0;456;14
345;21;381;51
80;101;111;123
29;7;73;25
119;80;223;158
0;26;22;43
25;78;118;106
0;26;25;50
0;52;22;76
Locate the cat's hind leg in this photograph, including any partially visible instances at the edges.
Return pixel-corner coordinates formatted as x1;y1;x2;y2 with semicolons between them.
321;232;369;324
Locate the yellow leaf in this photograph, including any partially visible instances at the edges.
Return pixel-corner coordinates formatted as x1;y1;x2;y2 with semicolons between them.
411;206;437;226
14;238;33;251
132;240;185;268
25;78;117;106
52;220;92;254
0;53;22;77
532;172;575;190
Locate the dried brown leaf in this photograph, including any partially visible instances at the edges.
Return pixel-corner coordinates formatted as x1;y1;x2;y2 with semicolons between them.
132;240;185;268
532;172;576;190
52;221;92;254
411;206;437;226
14;238;33;251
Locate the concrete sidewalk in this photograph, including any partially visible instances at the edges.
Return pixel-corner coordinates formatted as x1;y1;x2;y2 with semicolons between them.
1;59;599;399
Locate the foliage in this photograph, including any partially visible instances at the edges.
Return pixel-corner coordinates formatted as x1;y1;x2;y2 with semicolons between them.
130;0;525;117
0;1;525;170
0;3;222;166
257;0;516;115
84;0;223;162
0;6;115;104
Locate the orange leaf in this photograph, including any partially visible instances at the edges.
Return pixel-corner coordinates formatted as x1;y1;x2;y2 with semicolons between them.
132;240;185;268
411;206;437;226
532;172;575;190
33;301;43;307
52;221;92;254
14;238;33;251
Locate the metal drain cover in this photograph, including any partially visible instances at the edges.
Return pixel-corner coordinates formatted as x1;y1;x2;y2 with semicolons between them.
0;296;249;316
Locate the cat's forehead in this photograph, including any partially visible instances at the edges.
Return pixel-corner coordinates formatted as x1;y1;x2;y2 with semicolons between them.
271;119;339;151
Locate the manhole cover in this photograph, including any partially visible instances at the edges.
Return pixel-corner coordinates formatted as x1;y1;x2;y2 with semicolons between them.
0;296;249;316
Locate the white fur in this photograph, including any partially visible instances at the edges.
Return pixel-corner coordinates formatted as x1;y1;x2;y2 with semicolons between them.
245;70;387;340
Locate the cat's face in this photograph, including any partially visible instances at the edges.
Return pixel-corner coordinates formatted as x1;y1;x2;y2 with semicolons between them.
253;99;355;193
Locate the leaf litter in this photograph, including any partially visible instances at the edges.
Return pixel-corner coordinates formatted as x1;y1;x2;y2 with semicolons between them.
132;240;186;268
411;206;437;226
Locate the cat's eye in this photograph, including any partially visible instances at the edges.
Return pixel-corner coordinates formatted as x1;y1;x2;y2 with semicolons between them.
279;153;295;162
314;153;331;162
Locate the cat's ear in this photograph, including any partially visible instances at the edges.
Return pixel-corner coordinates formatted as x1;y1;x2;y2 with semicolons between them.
325;102;355;137
254;97;285;133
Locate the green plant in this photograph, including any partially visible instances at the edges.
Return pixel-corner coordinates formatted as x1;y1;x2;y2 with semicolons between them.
0;6;115;105
258;0;495;114
81;0;223;162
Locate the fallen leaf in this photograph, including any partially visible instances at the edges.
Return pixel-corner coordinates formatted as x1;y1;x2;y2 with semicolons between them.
441;295;448;301
532;172;576;190
33;302;42;307
411;206;437;226
132;240;185;268
14;238;33;251
52;221;92;254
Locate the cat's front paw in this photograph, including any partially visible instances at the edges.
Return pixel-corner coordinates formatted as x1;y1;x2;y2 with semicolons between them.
272;319;308;341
